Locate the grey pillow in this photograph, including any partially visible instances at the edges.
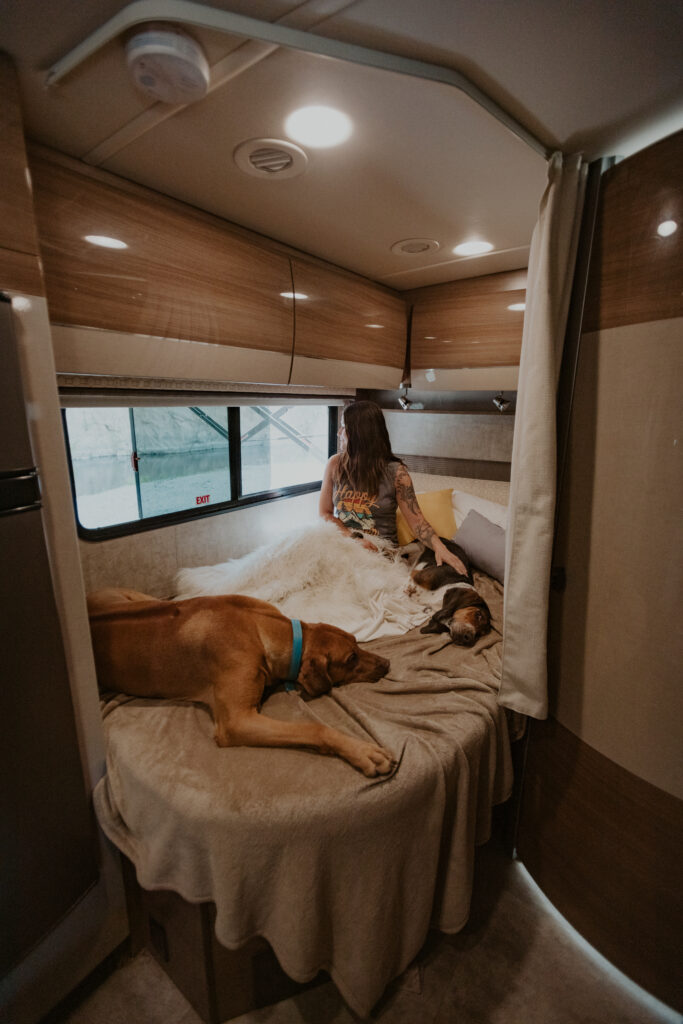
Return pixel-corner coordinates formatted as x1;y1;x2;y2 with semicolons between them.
454;509;506;582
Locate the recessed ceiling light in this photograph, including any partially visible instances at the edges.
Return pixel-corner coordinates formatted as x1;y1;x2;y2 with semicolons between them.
280;292;308;300
84;235;128;249
424;336;436;340
453;240;494;256
390;238;440;255
657;219;677;237
285;106;352;148
508;302;526;311
365;323;384;328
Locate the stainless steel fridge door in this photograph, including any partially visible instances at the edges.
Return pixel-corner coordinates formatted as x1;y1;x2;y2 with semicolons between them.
0;508;99;975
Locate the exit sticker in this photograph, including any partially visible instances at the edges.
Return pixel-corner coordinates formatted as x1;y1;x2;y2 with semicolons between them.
196;494;210;505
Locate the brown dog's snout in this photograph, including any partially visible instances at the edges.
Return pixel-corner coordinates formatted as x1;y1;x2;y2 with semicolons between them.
449;620;477;646
364;652;390;681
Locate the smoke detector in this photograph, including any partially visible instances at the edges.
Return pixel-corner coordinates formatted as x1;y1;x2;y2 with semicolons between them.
125;25;209;104
233;139;309;180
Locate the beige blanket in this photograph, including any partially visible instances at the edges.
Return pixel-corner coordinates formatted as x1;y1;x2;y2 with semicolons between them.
93;573;512;1018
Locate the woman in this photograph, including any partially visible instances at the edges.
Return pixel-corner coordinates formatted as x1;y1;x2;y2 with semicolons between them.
319;400;467;575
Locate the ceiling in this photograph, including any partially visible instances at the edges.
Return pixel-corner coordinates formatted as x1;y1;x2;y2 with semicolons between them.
3;0;682;289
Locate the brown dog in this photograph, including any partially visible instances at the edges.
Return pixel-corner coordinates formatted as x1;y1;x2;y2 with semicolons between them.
406;539;492;647
419;586;492;646
88;588;393;777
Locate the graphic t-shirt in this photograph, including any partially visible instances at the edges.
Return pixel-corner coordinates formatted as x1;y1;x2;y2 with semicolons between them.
333;460;400;544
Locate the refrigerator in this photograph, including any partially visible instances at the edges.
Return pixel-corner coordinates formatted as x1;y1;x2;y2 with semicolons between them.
0;292;99;978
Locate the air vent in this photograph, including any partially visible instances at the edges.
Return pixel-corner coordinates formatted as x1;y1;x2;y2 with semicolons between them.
233;138;308;180
390;238;440;255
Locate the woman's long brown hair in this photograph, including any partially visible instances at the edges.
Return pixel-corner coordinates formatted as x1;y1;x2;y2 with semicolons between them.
336;401;403;495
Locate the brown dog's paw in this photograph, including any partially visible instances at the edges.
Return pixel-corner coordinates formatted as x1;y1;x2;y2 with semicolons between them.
348;741;395;777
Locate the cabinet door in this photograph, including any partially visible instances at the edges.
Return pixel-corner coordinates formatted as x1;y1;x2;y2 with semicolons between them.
289;258;406;388
0;57;43;295
409;270;527;374
29;153;294;363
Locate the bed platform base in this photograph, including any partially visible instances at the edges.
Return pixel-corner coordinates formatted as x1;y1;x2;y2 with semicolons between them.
121;856;326;1024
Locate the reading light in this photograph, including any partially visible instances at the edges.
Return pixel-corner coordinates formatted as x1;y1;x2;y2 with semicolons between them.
493;391;511;413
398;389;411;411
85;235;128;249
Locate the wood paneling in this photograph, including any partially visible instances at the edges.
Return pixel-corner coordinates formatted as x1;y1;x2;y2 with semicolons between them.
0;55;44;297
583;130;683;332
408;270;527;369
29;152;294;354
0;247;43;296
290;258;407;367
0;55;40;262
518;718;683;1012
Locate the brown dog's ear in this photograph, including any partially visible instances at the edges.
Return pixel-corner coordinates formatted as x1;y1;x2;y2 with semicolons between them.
299;654;332;696
420;586;489;635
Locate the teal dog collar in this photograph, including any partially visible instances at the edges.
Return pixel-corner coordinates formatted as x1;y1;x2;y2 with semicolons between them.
285;619;303;691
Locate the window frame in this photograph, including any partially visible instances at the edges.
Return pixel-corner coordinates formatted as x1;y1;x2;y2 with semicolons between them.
62;404;338;541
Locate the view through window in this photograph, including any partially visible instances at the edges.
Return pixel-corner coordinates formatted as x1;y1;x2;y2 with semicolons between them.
64;404;332;532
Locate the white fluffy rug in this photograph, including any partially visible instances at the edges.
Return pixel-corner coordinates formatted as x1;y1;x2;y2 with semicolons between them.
173;522;445;641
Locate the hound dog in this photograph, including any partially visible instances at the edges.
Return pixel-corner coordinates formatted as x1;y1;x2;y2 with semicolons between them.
403;538;493;647
87;588;393;777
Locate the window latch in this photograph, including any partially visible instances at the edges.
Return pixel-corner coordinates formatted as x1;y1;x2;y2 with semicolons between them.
131;451;139;472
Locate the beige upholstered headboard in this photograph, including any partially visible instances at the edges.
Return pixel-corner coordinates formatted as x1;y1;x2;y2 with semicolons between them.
409;473;510;507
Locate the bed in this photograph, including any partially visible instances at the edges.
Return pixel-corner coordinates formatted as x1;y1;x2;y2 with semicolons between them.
93;481;514;1019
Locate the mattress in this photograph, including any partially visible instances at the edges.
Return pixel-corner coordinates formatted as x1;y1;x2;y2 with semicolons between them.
93;569;512;1018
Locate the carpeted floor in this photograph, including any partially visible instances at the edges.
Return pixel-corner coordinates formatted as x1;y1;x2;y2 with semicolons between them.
53;838;680;1024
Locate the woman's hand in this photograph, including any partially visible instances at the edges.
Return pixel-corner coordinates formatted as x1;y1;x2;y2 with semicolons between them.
433;538;468;576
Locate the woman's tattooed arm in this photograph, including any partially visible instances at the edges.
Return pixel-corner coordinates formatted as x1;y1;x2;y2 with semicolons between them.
394;465;436;546
394;464;468;574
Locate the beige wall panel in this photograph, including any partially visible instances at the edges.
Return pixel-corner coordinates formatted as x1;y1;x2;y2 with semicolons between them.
51;325;292;385
290;258;406;368
290;354;402;389
29;152;294;358
79;491;320;599
410;365;519;391
384;411;514;463
409;270;526;370
550;317;683;798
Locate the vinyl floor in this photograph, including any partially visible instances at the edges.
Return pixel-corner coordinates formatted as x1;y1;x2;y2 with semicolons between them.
52;838;680;1024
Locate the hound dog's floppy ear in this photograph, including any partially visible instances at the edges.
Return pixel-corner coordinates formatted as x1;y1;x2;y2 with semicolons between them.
420;586;491;635
299;654;333;696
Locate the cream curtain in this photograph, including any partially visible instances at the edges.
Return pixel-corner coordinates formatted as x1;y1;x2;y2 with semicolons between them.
499;152;587;719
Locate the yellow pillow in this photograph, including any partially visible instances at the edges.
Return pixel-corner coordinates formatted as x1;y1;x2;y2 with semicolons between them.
396;489;456;546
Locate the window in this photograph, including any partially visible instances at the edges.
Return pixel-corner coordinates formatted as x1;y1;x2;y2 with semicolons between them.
63;403;336;538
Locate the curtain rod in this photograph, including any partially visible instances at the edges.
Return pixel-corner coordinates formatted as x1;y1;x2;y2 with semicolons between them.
45;0;552;160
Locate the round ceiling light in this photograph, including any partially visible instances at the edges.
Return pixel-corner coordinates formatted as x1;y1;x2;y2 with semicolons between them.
453;240;494;256
285;105;352;148
390;238;440;255
234;139;308;180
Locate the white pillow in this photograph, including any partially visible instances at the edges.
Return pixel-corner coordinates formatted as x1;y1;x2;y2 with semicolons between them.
452;489;508;531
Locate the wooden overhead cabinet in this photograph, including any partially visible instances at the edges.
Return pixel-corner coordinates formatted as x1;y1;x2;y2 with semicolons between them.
289;257;407;388
408;269;526;390
29;150;295;384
